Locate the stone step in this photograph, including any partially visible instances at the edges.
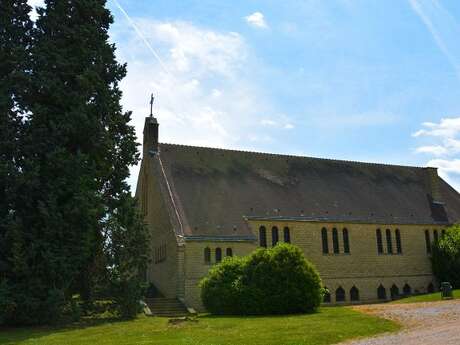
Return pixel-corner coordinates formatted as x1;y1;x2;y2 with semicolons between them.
145;297;189;317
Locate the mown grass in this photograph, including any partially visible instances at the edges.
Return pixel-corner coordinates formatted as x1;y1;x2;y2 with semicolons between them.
391;289;460;304
0;307;399;345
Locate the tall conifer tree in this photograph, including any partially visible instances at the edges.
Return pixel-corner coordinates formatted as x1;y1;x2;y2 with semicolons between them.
0;0;32;324
1;0;149;324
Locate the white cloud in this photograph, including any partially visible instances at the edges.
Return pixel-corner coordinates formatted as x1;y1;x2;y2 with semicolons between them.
415;145;448;156
109;17;279;189
414;117;460;191
260;117;295;130
245;12;268;29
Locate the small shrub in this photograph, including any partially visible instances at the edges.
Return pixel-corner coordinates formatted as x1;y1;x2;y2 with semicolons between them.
432;225;460;288
200;243;323;315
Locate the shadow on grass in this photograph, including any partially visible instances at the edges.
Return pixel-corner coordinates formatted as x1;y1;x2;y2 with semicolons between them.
198;309;320;320
0;315;126;345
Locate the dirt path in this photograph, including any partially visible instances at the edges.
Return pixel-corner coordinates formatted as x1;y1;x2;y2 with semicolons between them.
341;300;460;345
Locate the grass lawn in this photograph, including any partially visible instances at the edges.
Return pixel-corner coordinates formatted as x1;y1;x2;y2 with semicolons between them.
0;307;399;345
391;289;460;304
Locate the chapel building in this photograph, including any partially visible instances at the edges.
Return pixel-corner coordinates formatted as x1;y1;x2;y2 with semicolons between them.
136;115;460;311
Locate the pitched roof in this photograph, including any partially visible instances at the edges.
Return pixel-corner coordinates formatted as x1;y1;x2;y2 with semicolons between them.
153;143;460;238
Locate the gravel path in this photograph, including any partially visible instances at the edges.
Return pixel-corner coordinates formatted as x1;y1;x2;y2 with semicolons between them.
341;300;460;345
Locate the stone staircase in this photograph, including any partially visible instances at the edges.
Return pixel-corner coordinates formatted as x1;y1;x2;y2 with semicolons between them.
145;297;190;317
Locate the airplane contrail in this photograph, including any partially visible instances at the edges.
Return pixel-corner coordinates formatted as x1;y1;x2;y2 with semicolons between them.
111;0;172;77
408;0;460;81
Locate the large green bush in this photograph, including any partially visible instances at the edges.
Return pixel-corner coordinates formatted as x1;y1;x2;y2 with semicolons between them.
200;243;323;315
432;225;460;288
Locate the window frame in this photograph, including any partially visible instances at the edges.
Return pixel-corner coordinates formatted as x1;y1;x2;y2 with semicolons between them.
321;228;329;254
272;226;279;247
395;229;402;254
343;228;350;254
259;226;267;248
283;226;291;243
215;247;222;263
332;228;340;254
386;229;393;254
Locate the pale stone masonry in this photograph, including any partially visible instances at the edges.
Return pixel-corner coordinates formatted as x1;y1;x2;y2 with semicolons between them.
136;115;460;311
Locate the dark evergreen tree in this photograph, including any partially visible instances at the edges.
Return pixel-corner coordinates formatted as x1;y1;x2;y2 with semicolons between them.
1;0;149;325
0;0;32;325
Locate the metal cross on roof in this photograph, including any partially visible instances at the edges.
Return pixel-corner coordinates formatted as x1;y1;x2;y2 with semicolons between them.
150;93;154;117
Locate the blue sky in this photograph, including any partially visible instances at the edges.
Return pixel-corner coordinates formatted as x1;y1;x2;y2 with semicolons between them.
29;0;460;191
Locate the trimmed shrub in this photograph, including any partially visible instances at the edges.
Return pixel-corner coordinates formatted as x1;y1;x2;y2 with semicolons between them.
200;256;245;314
432;225;460;288
200;243;323;315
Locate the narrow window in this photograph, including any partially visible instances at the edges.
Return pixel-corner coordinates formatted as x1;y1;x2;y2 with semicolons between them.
350;286;360;301
336;286;345;302
259;226;267;248
332;228;340;254
395;229;402;254
433;229;439;243
343;228;350;254
321;228;329;254
272;226;279;246
386;229;393;254
215;248;222;263
390;284;399;300
204;247;211;264
403;284;412;296
226;248;233;257
425;230;431;254
377;284;387;300
427;282;435;293
283;227;291;243
376;229;383;254
323;288;331;303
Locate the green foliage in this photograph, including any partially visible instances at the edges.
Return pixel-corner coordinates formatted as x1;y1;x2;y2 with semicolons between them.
431;225;460;288
200;257;245;314
0;0;149;325
200;243;323;315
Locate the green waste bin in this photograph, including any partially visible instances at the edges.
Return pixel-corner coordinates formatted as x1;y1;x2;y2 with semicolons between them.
441;282;453;299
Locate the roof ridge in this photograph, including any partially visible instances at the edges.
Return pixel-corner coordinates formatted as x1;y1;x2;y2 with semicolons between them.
158;142;426;170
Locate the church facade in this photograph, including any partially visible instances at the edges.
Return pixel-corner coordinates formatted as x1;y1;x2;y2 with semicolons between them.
136;116;460;311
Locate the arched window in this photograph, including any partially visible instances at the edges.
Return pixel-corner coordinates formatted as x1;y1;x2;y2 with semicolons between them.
433;229;439;243
272;226;279;246
403;283;412;296
336;286;345;302
343;228;350;254
425;230;431;254
215;248;222;263
226;248;233;257
323;288;331;303
259;226;267;248
390;284;399;300
283;227;291;243
350;286;360;301
321;228;329;254
386;229;393;254
395;229;402;254
377;284;387;300
427;282;435;293
332;228;340;254
376;229;383;254
204;247;211;264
